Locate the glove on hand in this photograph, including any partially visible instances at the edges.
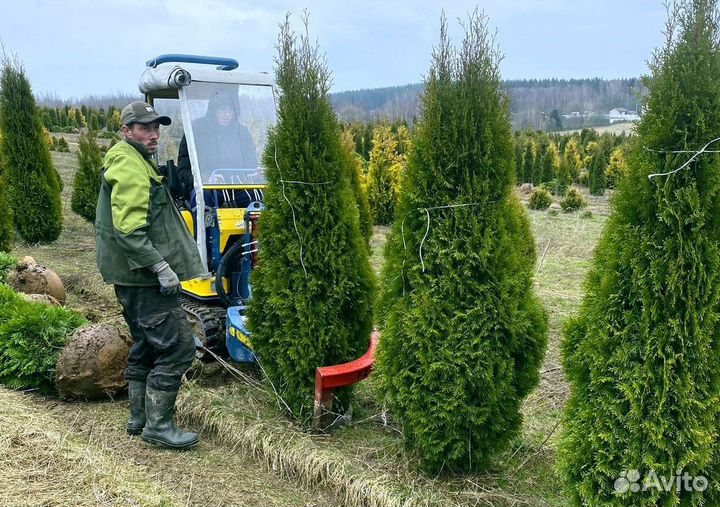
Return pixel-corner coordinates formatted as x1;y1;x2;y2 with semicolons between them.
151;260;180;296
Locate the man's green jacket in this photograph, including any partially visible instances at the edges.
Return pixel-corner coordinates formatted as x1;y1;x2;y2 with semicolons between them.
95;140;206;286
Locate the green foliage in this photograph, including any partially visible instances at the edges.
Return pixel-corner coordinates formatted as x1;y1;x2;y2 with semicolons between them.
539;139;559;183
558;2;720;505
89;113;99;131
585;140;609;195
375;12;547;473
0;282;21;307
554;156;573;196
71;130;103;222
341;129;373;246
0;177;13;252
0;56;62;243
106;110;121;133
563;137;583;182
529;187;553;210
605;146;629;188
57;136;70;152
247;16;375;421
559;187;587;212
0;296;86;394
0;252;16;282
521;140;535;183
366;123;403;225
97;130;118;140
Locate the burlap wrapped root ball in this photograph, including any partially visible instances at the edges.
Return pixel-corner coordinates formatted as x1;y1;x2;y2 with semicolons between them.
7;256;66;304
56;323;132;399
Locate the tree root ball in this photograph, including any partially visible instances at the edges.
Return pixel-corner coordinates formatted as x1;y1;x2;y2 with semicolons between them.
7;262;66;304
56;324;132;399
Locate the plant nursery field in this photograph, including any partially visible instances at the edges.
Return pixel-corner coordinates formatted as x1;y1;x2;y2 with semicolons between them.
2;139;610;507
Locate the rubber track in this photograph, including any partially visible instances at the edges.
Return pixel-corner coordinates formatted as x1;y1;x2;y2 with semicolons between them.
180;296;228;359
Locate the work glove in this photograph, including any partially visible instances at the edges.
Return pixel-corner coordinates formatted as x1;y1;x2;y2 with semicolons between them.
151;260;180;296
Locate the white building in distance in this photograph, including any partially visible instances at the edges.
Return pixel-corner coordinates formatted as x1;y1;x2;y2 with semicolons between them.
608;107;640;123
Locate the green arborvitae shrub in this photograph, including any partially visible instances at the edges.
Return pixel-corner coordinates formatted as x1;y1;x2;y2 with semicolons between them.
341;129;373;247
71;130;103;222
0;297;86;394
539;139;558;184
246;16;375;421
559;187;588;212
0;252;16;282
89;113;99;132
374;12;547;473
57;136;70;152
521;140;535;183
558;1;720;505
0;56;62;243
555;156;573;196
528;187;553;210
0;282;21;307
366;123;402;225
605;146;629;189
0;176;13;252
586;140;609;195
563;137;583;182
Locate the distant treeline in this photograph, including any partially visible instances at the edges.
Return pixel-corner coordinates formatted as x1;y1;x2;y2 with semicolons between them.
34;77;646;133
36;92;141;110
331;77;647;131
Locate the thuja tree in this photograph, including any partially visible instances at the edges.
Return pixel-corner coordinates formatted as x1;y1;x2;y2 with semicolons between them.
0;56;62;243
605;146;629;188
247;16;375;420
71;130;103;222
340;129;373;246
0;139;13;252
0;175;12;252
366;123;403;225
374;12;547;473
585;140;607;195
559;1;720;505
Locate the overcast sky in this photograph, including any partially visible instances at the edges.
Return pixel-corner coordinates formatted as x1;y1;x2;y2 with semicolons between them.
1;0;667;100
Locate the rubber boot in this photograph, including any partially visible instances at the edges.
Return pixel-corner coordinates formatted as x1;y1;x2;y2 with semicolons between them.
141;387;199;449
127;380;146;435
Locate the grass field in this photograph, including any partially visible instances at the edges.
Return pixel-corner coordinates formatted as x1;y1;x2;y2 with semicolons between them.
4;140;610;506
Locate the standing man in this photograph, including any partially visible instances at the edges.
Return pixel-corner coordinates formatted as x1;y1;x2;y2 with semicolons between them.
95;101;206;449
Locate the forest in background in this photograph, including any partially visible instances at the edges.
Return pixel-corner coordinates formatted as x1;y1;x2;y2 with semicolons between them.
36;77;646;133
330;77;646;130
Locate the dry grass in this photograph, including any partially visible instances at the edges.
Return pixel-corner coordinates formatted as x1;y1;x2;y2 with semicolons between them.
6;145;610;506
0;388;177;507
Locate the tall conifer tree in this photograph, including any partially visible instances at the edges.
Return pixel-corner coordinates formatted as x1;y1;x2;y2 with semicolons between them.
559;1;720;504
366;123;402;225
0;166;12;252
71;130;103;222
374;12;547;473
247;16;375;420
340;129;373;246
0;56;62;243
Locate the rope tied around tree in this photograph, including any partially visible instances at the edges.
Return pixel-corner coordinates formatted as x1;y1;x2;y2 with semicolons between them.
646;137;720;180
399;200;500;295
273;141;330;278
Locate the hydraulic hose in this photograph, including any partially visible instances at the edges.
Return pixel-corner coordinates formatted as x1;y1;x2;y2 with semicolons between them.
215;240;244;308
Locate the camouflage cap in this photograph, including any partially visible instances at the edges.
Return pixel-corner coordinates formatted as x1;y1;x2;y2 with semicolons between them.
121;101;171;126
